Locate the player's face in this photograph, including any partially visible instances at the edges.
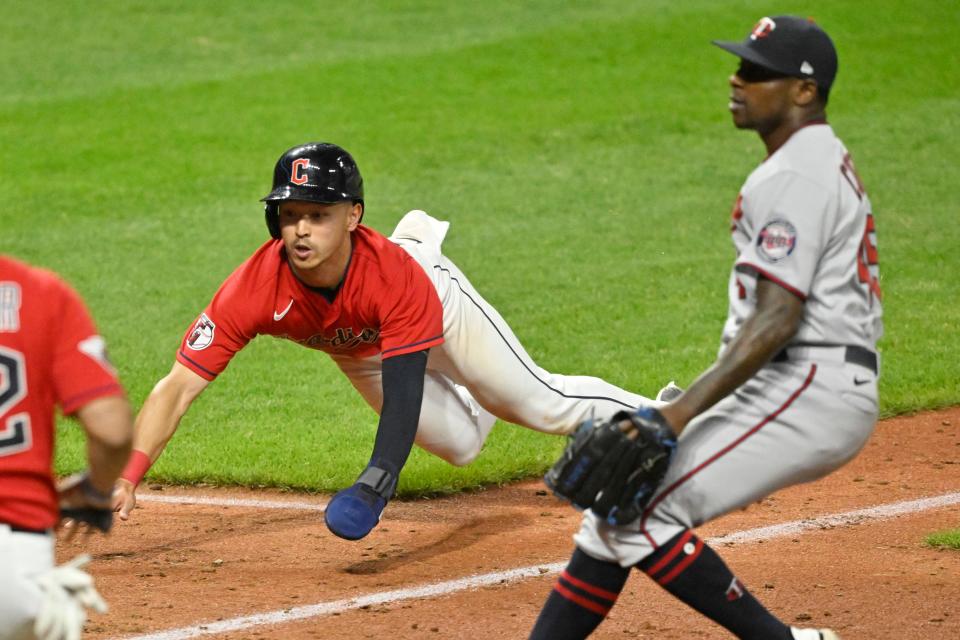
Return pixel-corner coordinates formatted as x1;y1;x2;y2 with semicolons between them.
727;59;798;134
278;200;362;282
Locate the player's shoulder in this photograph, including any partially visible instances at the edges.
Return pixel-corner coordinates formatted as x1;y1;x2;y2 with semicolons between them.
0;254;79;303
770;124;844;181
352;224;416;272
745;125;843;196
219;240;286;297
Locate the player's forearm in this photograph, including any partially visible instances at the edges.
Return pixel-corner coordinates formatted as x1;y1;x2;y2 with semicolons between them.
661;281;803;432
132;380;192;461
662;317;786;430
76;395;134;494
123;365;207;485
367;350;428;482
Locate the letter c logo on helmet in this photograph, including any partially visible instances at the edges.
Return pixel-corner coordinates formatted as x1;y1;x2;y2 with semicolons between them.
260;142;366;240
290;158;310;185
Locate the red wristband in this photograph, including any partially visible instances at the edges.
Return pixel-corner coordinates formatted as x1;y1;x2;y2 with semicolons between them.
120;450;152;486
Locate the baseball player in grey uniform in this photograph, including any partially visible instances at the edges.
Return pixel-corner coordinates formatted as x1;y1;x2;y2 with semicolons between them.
529;16;881;640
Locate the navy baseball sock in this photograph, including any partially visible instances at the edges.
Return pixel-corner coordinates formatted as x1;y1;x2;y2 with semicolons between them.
528;547;630;640
637;530;792;640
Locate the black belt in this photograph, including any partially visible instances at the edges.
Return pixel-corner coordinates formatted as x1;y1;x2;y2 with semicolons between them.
4;523;49;535
772;345;877;374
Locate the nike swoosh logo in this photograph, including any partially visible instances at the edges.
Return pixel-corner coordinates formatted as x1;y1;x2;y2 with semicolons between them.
273;299;294;321
853;376;871;386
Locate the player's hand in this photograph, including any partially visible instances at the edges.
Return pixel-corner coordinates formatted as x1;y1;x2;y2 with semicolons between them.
112;478;137;521
324;483;387;540
57;473;115;540
324;465;397;540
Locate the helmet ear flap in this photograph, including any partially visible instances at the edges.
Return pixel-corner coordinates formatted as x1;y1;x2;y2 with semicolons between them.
265;203;281;239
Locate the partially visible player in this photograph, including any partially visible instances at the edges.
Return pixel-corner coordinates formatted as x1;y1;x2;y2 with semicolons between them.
0;255;133;640
529;16;881;640
112;142;670;541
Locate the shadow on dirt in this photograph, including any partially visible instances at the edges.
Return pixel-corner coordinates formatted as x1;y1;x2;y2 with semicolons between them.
343;511;534;575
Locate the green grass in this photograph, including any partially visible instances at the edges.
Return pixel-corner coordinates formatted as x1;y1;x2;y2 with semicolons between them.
924;529;960;551
3;1;958;494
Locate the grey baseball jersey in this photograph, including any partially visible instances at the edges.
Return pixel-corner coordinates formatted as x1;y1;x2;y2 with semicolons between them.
575;123;883;566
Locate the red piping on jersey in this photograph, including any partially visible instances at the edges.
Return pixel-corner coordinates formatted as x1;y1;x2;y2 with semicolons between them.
739;262;808;300
639;364;818;549
559;570;620;602
553;582;611;616
61;383;124;415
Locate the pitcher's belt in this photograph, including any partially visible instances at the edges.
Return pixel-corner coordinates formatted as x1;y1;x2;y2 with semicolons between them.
772;344;877;374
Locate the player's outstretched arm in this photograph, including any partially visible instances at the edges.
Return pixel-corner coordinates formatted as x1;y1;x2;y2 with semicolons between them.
658;277;804;434
325;350;427;540
113;361;209;520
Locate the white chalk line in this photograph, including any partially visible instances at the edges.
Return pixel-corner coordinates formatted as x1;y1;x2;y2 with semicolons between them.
136;494;327;512
115;491;960;640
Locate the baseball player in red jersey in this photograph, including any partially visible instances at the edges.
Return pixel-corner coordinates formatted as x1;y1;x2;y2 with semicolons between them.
528;17;880;640
0;255;133;640
113;142;667;540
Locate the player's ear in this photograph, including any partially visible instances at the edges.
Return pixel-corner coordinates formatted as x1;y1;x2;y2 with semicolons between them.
346;202;362;231
793;78;819;108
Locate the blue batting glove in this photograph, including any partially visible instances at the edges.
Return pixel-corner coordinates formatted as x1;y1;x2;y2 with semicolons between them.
324;483;387;540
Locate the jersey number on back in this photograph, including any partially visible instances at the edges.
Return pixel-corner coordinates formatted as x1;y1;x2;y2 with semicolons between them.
841;153;882;301
0;346;31;457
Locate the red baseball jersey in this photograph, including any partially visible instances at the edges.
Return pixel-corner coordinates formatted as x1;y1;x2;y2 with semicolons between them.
176;225;445;381
0;256;124;530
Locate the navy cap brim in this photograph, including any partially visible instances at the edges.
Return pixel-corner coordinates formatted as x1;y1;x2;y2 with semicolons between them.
711;39;795;76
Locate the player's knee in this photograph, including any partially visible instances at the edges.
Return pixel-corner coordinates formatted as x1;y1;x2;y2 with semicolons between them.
425;439;482;467
442;445;481;467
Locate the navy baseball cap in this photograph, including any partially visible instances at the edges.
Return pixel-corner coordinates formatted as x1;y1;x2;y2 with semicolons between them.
712;16;838;95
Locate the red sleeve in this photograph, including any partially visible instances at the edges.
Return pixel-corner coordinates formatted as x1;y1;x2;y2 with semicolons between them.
376;257;444;359
52;283;124;415
175;270;260;381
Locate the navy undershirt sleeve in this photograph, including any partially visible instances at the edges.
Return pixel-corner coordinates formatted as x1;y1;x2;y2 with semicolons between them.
367;349;428;487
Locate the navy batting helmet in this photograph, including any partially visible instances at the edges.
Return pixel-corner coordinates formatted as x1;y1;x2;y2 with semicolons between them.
261;142;365;239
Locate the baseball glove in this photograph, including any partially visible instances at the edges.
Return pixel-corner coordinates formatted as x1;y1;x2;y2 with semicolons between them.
57;472;114;534
544;407;677;525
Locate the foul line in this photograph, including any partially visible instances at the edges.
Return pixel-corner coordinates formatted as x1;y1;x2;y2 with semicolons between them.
136;494;327;512
116;491;960;640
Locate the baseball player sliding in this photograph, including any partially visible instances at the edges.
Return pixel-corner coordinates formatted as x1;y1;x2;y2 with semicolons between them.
530;16;881;640
0;255;134;640
113;142;669;541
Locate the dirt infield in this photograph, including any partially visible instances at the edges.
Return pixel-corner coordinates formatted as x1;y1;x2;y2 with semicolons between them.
68;407;959;640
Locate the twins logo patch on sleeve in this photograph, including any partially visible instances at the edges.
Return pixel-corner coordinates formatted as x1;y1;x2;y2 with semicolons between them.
186;313;216;351
757;219;797;262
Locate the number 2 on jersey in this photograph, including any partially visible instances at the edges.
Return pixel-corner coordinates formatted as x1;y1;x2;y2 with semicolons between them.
0;346;32;457
841;153;882;301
